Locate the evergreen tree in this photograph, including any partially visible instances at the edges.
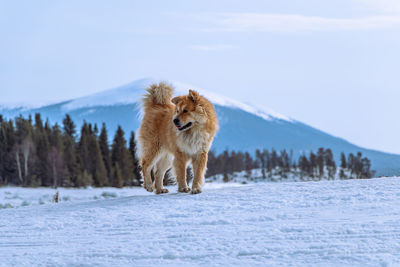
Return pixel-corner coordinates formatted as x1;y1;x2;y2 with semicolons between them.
289;149;295;169
87;127;108;186
324;149;336;179
228;151;235;174
270;149;278;170
316;148;325;179
0;119;7;185
232;151;245;173
77;170;93;187
339;152;347;179
340;152;347;169
2;120;16;184
354;152;363;178
34;114;50;186
221;150;230;180
99;123;112;180
264;149;271;177
280;150;290;174
244;152;253;178
347;153;355;178
309;152;317;178
63;114;76;137
256;149;266;179
206;150;218;177
112;163;123;188
93;151;108;187
44;119;52;137
361;157;373;178
111;126;134;186
298;155;310;180
93;124;99;135
78;122;90;176
62;114;80;186
49;124;63;150
48;124;64;188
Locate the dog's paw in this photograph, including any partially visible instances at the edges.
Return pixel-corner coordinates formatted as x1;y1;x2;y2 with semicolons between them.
178;187;191;193
155;188;169;194
191;187;202;194
144;183;153;192
145;187;153;193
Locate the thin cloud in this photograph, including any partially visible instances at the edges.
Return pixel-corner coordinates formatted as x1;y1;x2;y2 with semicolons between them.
200;13;400;33
189;44;234;51
356;0;400;14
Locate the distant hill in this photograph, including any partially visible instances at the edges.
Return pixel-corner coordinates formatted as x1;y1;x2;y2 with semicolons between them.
1;78;399;176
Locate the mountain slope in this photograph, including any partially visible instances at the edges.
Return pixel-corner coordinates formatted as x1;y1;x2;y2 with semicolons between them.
1;78;399;176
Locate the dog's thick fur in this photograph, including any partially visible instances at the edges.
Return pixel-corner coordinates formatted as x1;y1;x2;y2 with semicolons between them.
138;82;218;194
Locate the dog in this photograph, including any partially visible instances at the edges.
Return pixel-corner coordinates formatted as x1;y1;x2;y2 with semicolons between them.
138;82;218;194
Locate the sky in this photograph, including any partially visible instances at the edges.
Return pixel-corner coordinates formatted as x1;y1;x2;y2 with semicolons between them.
1;0;400;154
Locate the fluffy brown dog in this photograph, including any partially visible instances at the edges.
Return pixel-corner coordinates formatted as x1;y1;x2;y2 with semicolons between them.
138;82;218;194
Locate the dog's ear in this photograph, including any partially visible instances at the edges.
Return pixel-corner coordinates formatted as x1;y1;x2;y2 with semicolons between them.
189;90;200;103
171;96;181;105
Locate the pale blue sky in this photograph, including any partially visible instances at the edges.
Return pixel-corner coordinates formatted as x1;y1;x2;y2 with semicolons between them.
1;0;400;154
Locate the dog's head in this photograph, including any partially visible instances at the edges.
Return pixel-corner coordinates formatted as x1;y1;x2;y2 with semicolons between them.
171;90;207;132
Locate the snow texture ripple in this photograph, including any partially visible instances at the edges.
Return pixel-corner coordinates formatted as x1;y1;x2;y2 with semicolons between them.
1;178;400;266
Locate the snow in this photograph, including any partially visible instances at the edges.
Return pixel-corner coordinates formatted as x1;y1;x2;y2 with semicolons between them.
0;102;49;110
207;168;356;184
60;77;292;122
1;178;400;266
172;81;292;122
0;187;150;209
61;79;148;112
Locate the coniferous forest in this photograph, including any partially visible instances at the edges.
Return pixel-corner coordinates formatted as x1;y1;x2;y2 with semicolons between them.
0;114;141;187
207;148;374;181
0;114;374;187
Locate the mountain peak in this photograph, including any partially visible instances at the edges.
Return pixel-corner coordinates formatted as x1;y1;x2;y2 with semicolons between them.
61;78;154;112
61;78;292;122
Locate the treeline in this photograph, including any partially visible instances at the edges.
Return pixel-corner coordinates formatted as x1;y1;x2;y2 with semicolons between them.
0;114;141;187
207;148;374;180
0;114;375;188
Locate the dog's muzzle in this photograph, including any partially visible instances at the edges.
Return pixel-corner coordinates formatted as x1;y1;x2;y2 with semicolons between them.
174;121;193;131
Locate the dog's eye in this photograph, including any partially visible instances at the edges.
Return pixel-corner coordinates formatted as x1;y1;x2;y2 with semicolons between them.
183;109;188;113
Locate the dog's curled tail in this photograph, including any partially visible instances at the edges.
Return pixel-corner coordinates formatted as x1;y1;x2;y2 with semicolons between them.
143;82;174;106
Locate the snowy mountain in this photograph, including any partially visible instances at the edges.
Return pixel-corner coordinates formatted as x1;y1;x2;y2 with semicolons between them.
1;78;399;176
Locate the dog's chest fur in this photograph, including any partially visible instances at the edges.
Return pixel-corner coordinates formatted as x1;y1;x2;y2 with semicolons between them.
176;130;211;156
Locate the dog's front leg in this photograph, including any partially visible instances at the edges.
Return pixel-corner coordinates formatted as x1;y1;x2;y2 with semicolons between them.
173;151;190;193
191;152;208;194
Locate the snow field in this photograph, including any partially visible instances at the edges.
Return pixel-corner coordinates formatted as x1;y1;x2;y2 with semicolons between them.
0;178;400;266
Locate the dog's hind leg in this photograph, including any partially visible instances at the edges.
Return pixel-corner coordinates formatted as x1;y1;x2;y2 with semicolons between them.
154;154;172;194
141;150;158;192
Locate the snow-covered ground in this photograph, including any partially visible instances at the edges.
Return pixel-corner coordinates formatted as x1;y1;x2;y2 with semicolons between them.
1;178;400;266
207;168;355;184
0;186;149;209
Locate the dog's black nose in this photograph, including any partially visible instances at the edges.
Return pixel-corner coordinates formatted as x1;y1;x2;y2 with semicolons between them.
173;118;180;126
